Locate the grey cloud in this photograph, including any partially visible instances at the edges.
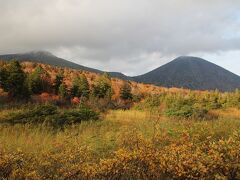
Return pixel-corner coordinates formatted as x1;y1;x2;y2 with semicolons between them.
0;0;240;75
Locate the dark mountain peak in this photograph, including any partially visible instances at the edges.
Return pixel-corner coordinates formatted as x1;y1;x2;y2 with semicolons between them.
176;55;200;60
134;56;240;91
0;51;102;74
108;72;133;80
26;50;56;58
172;56;208;63
0;51;127;76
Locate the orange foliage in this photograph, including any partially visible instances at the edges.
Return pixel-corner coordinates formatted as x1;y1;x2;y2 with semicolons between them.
20;61;203;102
32;92;59;103
71;97;81;105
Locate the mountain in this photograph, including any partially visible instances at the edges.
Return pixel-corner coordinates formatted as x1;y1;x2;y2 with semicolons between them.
0;51;102;74
0;51;133;80
133;56;240;91
108;72;133;81
1;52;240;91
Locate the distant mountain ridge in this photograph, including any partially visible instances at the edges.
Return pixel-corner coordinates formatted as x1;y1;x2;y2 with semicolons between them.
0;51;240;91
0;51;132;80
0;51;102;74
133;56;240;91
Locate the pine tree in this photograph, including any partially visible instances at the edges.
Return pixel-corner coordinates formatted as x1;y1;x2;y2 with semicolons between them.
70;76;80;97
93;73;112;98
58;82;68;100
120;81;133;100
54;70;64;94
3;61;30;99
78;74;90;99
70;74;90;99
29;65;50;94
0;64;7;89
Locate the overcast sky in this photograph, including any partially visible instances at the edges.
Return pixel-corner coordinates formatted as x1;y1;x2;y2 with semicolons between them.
1;0;240;75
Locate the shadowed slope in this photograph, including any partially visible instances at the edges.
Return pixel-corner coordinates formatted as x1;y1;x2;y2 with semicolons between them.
133;56;240;91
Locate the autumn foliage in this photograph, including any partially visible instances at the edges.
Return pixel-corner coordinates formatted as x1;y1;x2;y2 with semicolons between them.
1;61;240;179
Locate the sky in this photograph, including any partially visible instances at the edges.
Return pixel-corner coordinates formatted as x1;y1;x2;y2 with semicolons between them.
0;0;240;76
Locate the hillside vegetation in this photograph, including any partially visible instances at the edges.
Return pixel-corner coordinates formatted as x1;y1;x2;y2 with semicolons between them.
1;60;240;179
1;52;240;91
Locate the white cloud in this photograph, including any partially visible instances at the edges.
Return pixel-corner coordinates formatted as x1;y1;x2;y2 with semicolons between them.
0;0;240;75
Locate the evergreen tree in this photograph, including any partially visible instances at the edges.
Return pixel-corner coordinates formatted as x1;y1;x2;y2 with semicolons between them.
0;64;7;89
54;70;64;94
70;74;90;99
93;73;112;98
3;61;30;99
78;74;90;99
29;65;50;94
58;82;68;100
120;81;133;100
70;76;80;97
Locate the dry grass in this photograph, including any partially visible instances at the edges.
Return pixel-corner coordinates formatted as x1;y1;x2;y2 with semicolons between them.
210;108;240;119
1;109;240;178
1;109;240;154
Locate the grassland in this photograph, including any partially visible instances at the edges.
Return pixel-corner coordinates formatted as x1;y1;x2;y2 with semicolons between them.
1;108;240;179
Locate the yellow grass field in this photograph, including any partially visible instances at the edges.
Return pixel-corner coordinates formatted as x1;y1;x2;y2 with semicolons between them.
1;109;240;179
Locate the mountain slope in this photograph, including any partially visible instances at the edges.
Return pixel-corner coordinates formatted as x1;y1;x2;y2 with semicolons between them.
0;51;102;74
0;51;133;80
1;52;239;91
133;56;240;91
108;72;133;81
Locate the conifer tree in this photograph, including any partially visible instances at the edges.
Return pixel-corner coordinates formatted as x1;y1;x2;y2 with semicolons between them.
70;74;90;99
3;61;30;99
70;76;80;97
78;74;90;99
120;81;133;100
93;73;112;99
29;65;50;94
58;82;68;100
54;70;64;94
0;64;7;89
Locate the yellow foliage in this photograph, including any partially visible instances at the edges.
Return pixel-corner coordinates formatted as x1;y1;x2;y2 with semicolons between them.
1;110;240;179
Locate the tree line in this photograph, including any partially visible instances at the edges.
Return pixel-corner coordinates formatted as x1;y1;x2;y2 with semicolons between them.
0;61;133;102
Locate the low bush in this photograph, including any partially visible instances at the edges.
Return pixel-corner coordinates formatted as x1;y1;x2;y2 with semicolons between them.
165;103;209;119
1;104;99;127
1;131;240;179
1;104;57;124
165;97;209;119
134;94;164;111
46;108;99;127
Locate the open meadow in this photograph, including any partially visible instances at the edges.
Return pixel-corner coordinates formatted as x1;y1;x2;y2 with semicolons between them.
1;107;240;179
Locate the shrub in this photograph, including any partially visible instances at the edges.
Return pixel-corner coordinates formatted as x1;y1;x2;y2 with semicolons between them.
132;93;144;103
165;96;209;119
1;132;240;179
120;82;133;100
134;94;163;110
2;104;57;124
1;104;99;127
46;108;99;127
